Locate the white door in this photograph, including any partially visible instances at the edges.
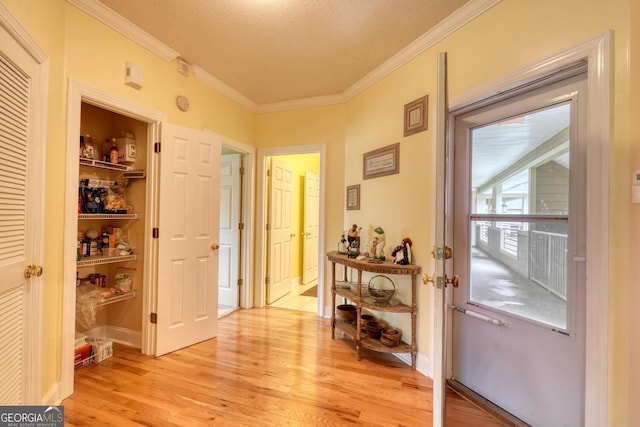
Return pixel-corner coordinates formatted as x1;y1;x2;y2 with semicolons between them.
157;124;221;356
266;157;293;304
0;21;45;404
302;172;319;285
218;153;240;308
431;52;449;426
450;74;587;426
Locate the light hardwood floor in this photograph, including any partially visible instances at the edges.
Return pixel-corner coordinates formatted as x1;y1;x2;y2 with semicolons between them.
64;308;503;426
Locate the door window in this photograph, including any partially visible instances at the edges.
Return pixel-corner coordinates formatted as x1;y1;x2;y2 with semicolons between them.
468;103;571;330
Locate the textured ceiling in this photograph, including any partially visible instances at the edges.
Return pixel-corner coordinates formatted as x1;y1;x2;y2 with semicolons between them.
98;0;470;105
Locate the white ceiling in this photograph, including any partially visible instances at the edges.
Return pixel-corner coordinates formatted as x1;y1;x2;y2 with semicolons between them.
95;0;471;106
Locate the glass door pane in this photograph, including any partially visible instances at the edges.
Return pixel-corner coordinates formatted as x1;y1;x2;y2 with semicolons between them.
468;103;570;330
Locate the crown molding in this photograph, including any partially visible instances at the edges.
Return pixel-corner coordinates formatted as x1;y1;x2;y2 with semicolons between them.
192;66;258;112
261;0;501;113
256;94;346;114
67;0;501;113
342;0;501;102
66;0;179;61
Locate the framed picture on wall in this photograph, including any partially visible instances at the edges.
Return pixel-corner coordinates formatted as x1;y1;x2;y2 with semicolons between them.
404;95;428;136
363;143;400;180
346;184;360;210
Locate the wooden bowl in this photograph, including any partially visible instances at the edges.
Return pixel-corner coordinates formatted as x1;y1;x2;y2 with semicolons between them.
380;328;402;347
360;314;376;331
365;320;385;339
336;304;357;322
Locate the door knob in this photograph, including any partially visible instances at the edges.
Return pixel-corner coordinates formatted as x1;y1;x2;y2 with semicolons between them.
211;243;220;250
24;265;44;279
446;275;459;288
422;273;459;288
422;273;435;286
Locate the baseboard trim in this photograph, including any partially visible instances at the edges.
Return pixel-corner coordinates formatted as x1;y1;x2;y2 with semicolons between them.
82;325;141;348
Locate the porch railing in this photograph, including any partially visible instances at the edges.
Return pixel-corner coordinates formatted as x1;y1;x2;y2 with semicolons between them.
529;230;567;301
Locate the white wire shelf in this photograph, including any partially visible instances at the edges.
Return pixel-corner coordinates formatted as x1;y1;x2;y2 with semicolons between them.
78;213;138;220
77;253;137;268
96;289;137;307
79;157;133;171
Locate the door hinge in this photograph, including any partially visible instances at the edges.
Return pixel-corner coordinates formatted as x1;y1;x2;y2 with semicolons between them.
238;278;243;287
152;228;159;238
239;166;245;175
267;169;272;177
265;277;270;285
266;223;270;231
431;246;453;260
150;313;157;324
154;142;161;153
238;222;244;230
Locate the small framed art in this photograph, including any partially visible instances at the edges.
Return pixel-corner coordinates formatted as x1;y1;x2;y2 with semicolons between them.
404;95;428;136
346;184;360;210
363;143;400;180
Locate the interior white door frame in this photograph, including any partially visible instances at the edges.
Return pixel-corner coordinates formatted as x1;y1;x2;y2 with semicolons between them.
213;133;255;310
61;80;165;400
431;32;611;426
255;145;326;315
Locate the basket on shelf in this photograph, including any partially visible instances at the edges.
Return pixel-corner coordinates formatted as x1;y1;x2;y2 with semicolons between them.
367;275;396;304
380;328;403;347
350;282;369;297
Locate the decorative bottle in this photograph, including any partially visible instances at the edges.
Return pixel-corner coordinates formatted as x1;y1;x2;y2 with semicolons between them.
109;138;119;164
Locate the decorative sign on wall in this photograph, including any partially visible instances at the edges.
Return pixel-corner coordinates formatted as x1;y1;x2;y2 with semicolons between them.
363;143;399;180
346;184;360;210
404;95;428;136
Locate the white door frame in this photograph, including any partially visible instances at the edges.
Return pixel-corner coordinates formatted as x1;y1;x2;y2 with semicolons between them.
0;3;48;404
255;145;326;315
61;80;165;399
431;32;611;426
215;134;255;310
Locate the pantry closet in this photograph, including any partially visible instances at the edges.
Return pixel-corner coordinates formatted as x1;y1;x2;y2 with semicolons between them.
74;101;149;367
61;81;165;398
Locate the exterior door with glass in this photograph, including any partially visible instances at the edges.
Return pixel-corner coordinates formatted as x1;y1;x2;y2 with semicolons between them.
451;73;587;426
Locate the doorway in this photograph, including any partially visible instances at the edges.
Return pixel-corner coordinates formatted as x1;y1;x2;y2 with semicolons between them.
256;146;326;315
217;139;255;317
266;154;320;313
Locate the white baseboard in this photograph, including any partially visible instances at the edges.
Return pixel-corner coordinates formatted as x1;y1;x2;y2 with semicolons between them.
83;325;141;348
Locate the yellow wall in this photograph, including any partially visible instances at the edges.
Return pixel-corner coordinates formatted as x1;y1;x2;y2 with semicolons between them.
272;154;320;281
3;0;638;423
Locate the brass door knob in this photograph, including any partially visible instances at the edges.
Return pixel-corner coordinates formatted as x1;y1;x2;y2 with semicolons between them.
211;243;220;250
422;273;435;285
24;265;44;279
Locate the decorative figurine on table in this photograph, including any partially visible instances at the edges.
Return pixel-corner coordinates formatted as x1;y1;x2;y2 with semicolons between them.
371;227;386;260
338;233;348;254
392;237;413;265
347;224;361;258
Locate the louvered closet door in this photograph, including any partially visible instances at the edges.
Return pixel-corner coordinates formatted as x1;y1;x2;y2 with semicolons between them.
0;24;40;404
